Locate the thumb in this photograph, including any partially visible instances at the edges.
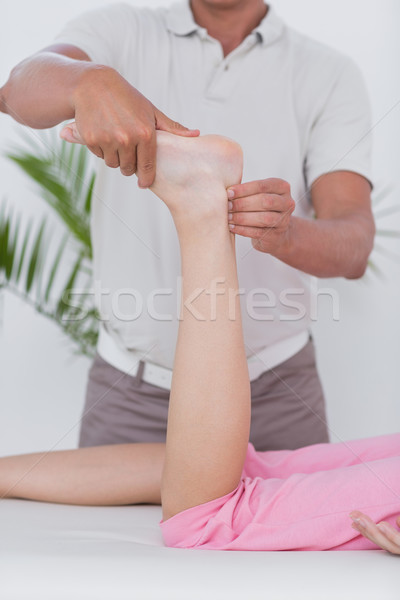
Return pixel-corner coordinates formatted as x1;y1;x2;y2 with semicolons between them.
60;121;85;144
155;109;200;137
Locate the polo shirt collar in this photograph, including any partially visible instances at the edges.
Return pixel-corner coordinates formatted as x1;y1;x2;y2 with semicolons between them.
166;0;199;36
253;5;285;46
166;1;284;46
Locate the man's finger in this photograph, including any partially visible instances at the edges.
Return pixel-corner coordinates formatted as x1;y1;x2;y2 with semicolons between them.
103;149;120;169
87;144;104;159
228;178;291;200
155;109;200;137
228;223;280;242
60;122;85;144
229;210;284;229
118;146;137;177
136;129;157;188
230;193;294;213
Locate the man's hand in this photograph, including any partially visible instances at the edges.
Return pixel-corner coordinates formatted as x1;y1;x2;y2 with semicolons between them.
1;45;199;187
227;178;295;253
61;66;200;187
350;511;400;554
227;172;374;279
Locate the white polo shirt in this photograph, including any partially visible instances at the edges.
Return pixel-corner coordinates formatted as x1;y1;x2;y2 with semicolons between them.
54;1;372;377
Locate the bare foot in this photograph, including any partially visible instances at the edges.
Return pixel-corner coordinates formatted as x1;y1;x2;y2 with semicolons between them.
149;130;243;228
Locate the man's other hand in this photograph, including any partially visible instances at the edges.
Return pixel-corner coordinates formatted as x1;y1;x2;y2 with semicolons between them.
227;178;295;253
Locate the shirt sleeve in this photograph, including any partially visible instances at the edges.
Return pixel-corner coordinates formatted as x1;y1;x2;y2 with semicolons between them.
52;2;138;74
304;57;373;189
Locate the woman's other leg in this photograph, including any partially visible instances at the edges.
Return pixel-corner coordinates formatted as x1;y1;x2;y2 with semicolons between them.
0;443;164;505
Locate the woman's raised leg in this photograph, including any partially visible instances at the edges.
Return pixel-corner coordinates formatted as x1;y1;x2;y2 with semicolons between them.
149;131;251;522
0;130;248;510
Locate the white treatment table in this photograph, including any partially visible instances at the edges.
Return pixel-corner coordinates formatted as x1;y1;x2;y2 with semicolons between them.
0;498;398;600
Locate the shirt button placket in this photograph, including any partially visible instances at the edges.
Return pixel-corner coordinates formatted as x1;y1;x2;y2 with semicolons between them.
205;37;225;99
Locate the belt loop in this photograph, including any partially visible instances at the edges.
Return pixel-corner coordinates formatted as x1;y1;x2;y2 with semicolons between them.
135;360;145;382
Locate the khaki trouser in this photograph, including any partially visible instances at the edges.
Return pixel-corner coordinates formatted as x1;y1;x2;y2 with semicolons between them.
79;338;329;451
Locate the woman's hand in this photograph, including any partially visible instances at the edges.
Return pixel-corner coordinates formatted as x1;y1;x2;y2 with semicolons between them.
350;511;400;554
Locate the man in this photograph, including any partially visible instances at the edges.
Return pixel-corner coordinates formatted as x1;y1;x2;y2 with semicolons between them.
0;0;375;451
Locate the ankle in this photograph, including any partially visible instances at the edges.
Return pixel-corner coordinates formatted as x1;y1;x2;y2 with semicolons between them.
150;132;243;226
171;188;230;233
177;219;234;251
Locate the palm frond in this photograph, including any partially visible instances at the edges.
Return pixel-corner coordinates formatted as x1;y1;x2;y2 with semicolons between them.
5;128;95;258
7;211;22;280
1;125;99;357
56;252;85;321
84;172;96;215
25;218;47;295
0;203;9;284
6;151;92;256
0;200;98;357
15;216;33;282
44;233;69;304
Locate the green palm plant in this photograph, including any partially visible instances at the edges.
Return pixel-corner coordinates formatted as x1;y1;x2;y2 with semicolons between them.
0;127;99;357
1;127;399;358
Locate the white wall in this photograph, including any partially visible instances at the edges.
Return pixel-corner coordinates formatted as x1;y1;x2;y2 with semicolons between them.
0;0;399;456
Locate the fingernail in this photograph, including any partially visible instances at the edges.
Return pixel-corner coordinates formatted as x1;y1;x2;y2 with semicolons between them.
377;523;388;534
229;223;235;230
228;212;233;221
66;128;77;141
351;516;367;528
228;189;235;199
228;201;233;210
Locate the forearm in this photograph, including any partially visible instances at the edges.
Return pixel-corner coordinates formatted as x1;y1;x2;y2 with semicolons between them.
0;53;101;128
0;443;164;506
272;214;375;279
